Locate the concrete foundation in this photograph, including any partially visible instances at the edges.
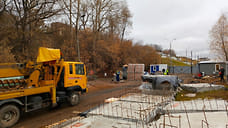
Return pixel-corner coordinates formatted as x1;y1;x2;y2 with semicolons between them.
89;93;172;123
164;99;227;113
62;93;172;128
51;92;228;128
156;99;228;128
156;112;228;128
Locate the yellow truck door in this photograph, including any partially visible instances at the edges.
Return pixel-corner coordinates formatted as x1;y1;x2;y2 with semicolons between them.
65;63;75;87
65;63;86;89
74;63;87;89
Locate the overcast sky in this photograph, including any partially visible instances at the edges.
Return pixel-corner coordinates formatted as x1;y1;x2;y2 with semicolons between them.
126;0;228;59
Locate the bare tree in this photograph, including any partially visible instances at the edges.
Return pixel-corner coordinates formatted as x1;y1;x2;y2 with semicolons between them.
152;44;162;52
61;0;91;61
163;49;176;57
0;0;7;14
119;2;132;42
79;1;91;30
210;14;228;61
91;0;113;41
4;0;62;60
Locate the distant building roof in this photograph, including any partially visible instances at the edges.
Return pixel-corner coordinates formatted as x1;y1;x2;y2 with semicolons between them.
199;61;225;64
199;57;210;61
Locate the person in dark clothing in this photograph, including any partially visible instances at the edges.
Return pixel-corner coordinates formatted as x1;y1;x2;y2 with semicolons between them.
116;70;120;82
162;69;165;75
219;67;225;82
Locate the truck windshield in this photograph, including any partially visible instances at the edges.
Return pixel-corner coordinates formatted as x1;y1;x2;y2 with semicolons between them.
75;64;84;75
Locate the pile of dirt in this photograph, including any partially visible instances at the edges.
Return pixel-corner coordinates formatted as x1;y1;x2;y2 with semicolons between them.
177;74;227;86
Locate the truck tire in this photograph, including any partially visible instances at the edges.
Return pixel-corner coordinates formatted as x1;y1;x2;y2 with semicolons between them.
68;92;80;106
0;104;20;128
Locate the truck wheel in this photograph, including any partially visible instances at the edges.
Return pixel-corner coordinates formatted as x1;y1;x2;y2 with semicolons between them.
0;105;20;128
69;92;80;106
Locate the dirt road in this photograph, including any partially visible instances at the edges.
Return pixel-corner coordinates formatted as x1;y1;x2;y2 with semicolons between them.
13;79;142;128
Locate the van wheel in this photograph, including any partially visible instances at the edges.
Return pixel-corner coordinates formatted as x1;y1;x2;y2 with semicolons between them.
0;104;20;128
68;92;80;106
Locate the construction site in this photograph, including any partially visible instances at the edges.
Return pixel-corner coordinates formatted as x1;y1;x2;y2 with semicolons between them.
0;47;227;128
11;75;228;128
38;75;228;128
1;0;228;128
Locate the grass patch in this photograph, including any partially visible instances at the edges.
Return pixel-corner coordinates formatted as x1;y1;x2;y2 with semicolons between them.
161;58;190;66
175;89;228;101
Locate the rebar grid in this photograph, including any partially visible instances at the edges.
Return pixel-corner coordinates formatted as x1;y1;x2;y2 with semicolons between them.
202;105;209;128
159;123;178;128
45;83;228;128
201;120;209;128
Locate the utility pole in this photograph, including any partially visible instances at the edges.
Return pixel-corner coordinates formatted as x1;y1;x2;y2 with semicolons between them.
169;38;176;74
191;51;192;74
76;0;81;61
186;49;187;64
169;42;172;73
69;0;73;60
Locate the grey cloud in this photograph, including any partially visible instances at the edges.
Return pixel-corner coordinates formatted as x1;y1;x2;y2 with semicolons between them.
126;0;228;58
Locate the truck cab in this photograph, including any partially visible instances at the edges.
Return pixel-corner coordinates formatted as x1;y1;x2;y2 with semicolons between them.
63;62;87;91
0;47;88;128
56;61;87;105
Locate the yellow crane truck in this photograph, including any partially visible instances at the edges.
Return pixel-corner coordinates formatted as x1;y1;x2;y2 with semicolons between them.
0;47;87;128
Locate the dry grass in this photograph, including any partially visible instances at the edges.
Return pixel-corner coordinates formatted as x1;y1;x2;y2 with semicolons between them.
161;58;190;66
176;73;228;101
176;89;228;101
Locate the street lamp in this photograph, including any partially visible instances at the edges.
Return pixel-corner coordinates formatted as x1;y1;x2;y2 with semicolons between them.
169;38;176;74
77;14;86;62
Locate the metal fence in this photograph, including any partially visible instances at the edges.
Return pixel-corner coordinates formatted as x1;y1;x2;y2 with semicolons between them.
169;66;199;74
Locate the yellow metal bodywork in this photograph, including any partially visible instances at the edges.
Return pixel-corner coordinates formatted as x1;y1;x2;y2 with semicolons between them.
0;84;55;100
27;70;40;88
63;62;87;90
0;47;87;107
0;64;24;78
0;61;36;78
37;47;60;63
0;60;87;105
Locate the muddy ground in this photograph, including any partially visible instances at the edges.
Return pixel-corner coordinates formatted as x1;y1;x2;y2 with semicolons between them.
13;79;141;128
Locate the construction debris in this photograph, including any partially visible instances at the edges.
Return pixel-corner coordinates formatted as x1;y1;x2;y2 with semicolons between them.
104;97;120;103
181;83;225;93
184;93;196;97
141;75;180;90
